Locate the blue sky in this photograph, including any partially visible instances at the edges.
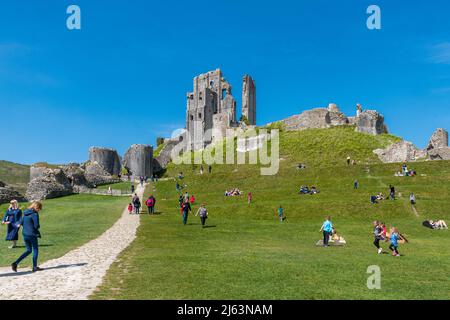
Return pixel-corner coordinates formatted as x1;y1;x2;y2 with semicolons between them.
0;0;449;164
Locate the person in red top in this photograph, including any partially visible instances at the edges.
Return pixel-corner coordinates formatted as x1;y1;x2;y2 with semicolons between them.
247;192;253;204
189;195;196;205
127;203;133;214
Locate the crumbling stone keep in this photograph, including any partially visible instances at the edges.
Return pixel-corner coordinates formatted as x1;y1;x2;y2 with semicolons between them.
186;69;257;150
88;147;121;176
123;144;153;177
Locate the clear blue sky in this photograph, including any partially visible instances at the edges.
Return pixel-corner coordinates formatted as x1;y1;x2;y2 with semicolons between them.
1;0;449;164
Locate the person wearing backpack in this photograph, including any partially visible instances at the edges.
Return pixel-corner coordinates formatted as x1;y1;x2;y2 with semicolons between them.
146;195;156;214
132;194;141;214
195;203;208;228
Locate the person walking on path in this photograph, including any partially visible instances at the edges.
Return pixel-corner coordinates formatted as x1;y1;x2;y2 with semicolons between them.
131;184;135;194
127;203;133;214
319;216;333;247
373;220;384;254
195;203;208;227
181;199;192;225
247;192;253;204
132;194;141;214
11;201;43;273
146;195;156;214
2;200;22;249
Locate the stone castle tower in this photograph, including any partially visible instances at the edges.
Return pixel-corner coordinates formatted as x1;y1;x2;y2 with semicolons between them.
186;69;256;150
242;75;256;125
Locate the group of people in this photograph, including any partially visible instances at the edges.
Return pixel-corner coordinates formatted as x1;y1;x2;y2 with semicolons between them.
2;200;43;272
318;217;346;246
224;188;242;196
372;220;407;256
199;165;212;175
299;185;319;195
394;164;417;177
346;156;357;166
128;194;157;215
178;191;208;227
128;193;142;214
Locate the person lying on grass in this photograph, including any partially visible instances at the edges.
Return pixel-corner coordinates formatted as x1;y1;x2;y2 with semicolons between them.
299;186;320;195
224;188;242;196
423;219;448;230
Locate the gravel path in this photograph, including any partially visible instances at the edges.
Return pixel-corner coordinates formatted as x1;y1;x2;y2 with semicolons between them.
0;183;145;300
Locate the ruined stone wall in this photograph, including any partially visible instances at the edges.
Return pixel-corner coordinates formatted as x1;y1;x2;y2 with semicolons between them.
242;75;256;125
88;147;121;176
356;110;388;135
427;128;448;150
123;144;153;177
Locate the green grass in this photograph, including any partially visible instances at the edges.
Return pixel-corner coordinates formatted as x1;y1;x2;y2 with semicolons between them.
96;181;136;193
0;160;30;194
0;194;128;268
90;127;449;299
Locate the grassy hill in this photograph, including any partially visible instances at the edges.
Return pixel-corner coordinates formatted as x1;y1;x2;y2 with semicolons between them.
0;160;30;194
91;127;449;299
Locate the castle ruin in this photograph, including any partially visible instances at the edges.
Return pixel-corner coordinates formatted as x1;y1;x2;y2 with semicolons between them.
186;69;256;150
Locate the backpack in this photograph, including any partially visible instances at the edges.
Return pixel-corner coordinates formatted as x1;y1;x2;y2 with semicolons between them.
146;198;154;207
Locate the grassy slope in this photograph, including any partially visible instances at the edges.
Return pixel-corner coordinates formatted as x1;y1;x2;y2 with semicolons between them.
92;127;450;300
0;160;30;194
97;181;137;193
0;194;128;267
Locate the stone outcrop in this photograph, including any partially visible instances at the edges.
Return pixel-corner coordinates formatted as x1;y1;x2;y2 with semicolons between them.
356;110;388;135
82;161;119;186
427;128;448;150
373;140;427;163
26;169;74;201
426;128;450;160
123;144;153;177
153;138;180;173
61;164;91;188
279;104;349;131
88;147;121;176
0;181;25;204
30;166;47;181
275;104;388;136
428;147;450;160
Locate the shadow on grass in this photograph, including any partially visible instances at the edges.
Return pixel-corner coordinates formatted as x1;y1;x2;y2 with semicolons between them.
11;244;54;248
0;262;88;278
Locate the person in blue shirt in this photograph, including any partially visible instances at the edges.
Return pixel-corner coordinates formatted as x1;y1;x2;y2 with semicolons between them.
1;200;23;249
11;201;43;272
319;216;333;247
389;227;401;257
277;206;284;222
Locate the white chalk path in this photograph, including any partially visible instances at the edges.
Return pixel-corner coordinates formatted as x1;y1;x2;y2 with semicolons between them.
0;183;145;300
